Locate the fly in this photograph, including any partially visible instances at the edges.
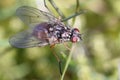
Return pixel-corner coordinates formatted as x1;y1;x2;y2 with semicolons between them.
9;6;83;75
9;6;82;48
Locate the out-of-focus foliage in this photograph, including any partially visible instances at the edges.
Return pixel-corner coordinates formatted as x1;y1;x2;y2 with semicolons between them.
0;0;120;80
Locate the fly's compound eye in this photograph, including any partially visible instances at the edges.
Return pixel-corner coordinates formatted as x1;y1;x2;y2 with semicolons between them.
71;36;79;43
73;28;80;33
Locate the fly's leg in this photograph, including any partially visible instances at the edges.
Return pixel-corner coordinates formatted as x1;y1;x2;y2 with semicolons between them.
50;40;63;75
50;45;63;75
50;44;55;48
63;43;71;51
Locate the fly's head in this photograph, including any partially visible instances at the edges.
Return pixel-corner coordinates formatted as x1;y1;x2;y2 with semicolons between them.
70;28;82;43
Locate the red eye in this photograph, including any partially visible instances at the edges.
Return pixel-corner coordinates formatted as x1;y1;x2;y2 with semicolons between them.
71;37;78;43
73;28;79;32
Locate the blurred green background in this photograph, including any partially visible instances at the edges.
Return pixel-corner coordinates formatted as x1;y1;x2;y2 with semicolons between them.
0;0;120;80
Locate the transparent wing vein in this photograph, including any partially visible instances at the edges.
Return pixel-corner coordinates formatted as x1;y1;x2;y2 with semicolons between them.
9;30;48;48
16;6;57;27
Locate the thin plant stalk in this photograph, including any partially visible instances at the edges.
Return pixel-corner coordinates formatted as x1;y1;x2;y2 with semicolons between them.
61;10;86;22
60;45;76;80
48;0;65;19
71;0;80;26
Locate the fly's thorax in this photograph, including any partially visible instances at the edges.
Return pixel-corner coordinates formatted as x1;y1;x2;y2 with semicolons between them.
50;22;72;43
56;29;71;43
61;31;71;40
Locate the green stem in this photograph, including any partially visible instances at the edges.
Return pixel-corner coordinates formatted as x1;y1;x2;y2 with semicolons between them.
60;45;75;80
61;10;86;22
49;0;65;19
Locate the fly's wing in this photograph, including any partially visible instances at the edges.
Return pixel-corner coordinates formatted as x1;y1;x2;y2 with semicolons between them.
16;6;57;27
9;30;49;48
